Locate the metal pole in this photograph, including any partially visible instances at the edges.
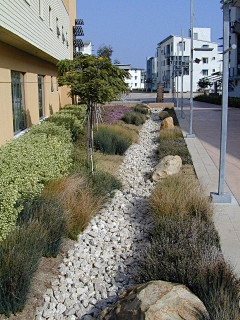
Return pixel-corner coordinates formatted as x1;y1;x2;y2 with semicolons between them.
211;1;231;203
186;0;195;138
181;29;185;118
177;43;179;109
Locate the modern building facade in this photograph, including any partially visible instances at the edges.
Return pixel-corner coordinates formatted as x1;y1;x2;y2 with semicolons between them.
115;64;145;90
229;1;240;97
146;56;157;91
156;28;222;93
0;0;77;146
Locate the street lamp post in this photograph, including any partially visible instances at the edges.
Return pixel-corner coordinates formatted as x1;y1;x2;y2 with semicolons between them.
181;29;185;119
176;44;179;109
211;0;234;203
186;0;195;138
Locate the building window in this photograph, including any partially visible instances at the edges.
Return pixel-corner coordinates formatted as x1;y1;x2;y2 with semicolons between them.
194;33;198;40
49;6;52;29
212;69;216;73
202;69;208;76
135;76;137;80
39;0;43;18
56;18;60;37
11;71;26;134
179;41;185;52
212;57;216;60
38;75;45;119
51;76;54;92
62;26;65;43
202;57;208;64
135;83;137;87
203;44;209;48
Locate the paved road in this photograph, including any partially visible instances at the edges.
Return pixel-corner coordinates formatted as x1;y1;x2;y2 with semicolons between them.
179;98;240;205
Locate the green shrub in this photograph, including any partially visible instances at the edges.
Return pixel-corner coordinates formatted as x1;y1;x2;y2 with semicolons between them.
46;104;86;141
163;107;179;126
121;111;146;126
94;126;132;155
0;131;73;240
158;138;192;165
134;104;149;115
28;121;72;144
158;110;169;120
0;222;46;316
17;197;66;257
90;170;122;197
193;94;240;109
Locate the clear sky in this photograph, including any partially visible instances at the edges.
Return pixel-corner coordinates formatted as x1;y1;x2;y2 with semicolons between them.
76;0;223;69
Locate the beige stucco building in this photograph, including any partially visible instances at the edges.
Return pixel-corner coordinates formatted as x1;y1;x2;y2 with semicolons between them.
0;0;77;145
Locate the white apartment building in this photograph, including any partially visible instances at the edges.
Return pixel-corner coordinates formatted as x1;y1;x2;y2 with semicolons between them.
146;56;158;91
229;1;240;97
157;28;222;93
80;41;93;55
115;64;145;90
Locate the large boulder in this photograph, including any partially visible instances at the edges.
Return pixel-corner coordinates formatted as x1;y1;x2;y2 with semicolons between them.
101;280;209;320
161;116;174;129
152;155;182;181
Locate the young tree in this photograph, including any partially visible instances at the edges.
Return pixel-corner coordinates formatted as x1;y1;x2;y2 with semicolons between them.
97;45;113;60
197;77;213;93
57;54;130;172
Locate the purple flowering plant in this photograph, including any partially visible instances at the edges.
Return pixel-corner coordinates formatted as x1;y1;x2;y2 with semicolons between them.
101;105;133;124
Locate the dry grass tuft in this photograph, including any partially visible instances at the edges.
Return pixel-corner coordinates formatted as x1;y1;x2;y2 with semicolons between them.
44;175;102;240
159;126;183;140
150;174;213;222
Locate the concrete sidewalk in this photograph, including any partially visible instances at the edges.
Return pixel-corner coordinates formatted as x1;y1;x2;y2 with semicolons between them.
175;104;240;278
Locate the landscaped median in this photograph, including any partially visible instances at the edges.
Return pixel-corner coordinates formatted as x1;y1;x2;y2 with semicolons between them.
134;106;240;320
0;103;145;317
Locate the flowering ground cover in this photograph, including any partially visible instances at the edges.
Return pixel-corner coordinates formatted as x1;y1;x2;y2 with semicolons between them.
101;105;133;124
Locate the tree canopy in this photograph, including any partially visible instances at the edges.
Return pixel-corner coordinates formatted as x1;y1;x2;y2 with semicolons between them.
57;54;130;105
97;45;113;60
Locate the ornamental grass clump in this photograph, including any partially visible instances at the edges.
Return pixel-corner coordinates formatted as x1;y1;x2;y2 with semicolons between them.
17;196;66;257
135;173;240;320
0;222;46;316
158;138;192;165
43;175;102;240
90;170;122;198
94;125;132;155
134;103;149;115
150;174;212;222
121;111;146;126
159;125;183;140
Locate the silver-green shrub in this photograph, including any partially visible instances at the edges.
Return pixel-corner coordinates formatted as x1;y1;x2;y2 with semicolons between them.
0;127;73;240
